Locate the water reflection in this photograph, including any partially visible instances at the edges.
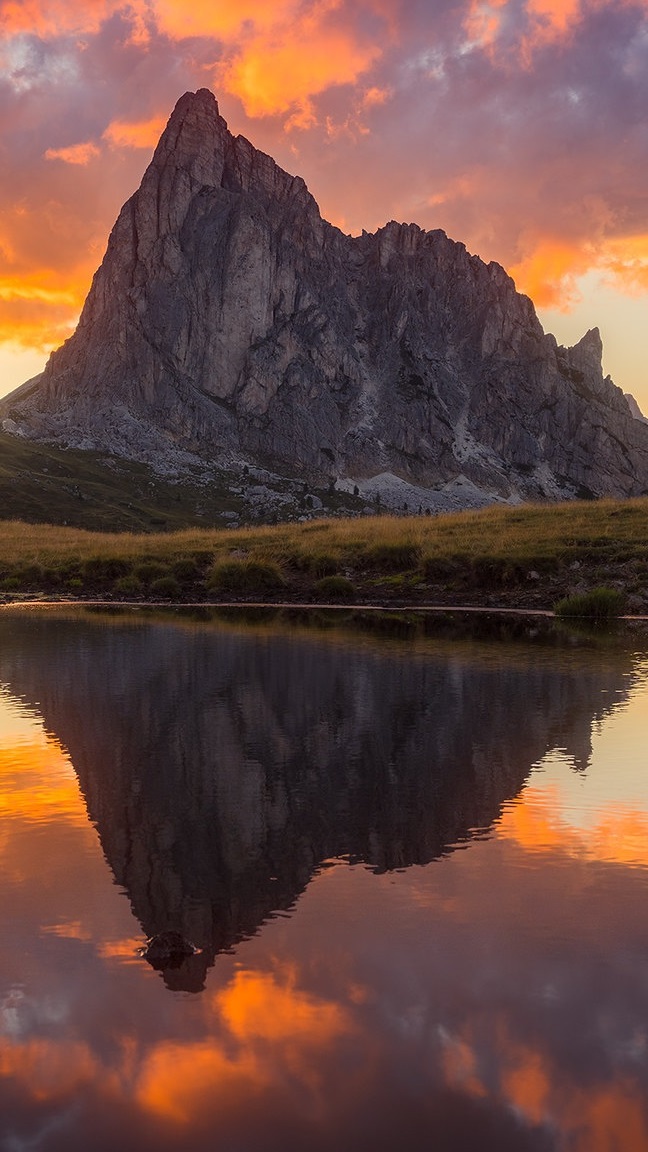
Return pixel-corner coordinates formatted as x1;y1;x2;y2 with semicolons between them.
0;609;647;1151
0;610;630;992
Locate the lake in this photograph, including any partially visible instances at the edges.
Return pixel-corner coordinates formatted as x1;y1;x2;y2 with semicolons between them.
1;606;647;1151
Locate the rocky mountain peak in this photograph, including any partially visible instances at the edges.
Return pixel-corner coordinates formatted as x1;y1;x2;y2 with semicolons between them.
2;88;648;513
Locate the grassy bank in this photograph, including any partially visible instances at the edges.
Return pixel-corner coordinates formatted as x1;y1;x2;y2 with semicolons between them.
1;497;647;611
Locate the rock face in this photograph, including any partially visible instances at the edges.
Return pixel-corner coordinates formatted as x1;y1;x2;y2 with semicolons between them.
3;87;648;504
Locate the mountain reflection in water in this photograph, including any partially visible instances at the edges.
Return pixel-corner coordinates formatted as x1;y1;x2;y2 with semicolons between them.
1;608;647;1152
0;609;632;991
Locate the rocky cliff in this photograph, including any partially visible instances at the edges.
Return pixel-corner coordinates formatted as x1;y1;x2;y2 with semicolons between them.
3;87;648;510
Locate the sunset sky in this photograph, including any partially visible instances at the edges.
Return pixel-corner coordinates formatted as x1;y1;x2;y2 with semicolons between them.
1;0;647;409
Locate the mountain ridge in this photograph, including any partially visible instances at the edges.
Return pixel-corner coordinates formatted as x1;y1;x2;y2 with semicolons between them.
2;87;648;515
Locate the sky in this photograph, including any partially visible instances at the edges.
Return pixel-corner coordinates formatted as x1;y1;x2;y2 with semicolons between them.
0;0;647;410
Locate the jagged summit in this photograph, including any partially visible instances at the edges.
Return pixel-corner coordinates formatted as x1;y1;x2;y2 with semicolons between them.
2;87;648;511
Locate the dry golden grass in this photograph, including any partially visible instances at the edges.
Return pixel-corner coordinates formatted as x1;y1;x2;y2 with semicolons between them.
0;497;646;563
1;497;648;604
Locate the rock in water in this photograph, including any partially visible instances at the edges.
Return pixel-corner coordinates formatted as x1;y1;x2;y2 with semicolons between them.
3;87;648;504
140;931;198;968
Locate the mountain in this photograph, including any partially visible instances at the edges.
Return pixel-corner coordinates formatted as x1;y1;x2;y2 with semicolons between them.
2;87;648;515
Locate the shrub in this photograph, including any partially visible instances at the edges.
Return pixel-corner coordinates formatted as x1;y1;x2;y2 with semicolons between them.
83;556;131;585
133;561;169;585
554;587;625;619
171;558;202;583
113;575;143;597
288;551;338;576
17;563;43;587
149;575;182;599
313;575;356;602
207;559;286;595
309;553;339;577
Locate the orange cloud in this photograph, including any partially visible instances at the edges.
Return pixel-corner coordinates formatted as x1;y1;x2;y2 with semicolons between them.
524;0;583;48
216;14;383;124
217;966;352;1046
360;84;391;108
509;238;593;308
136;1039;262;1124
437;1018;648;1151
497;783;648;868
601;233;648;294
501;1044;552;1124
0;739;88;828
438;1028;487;1100
152;0;300;40
45;141;101;166
0;0;108;36
0;273;84;352
137;965;355;1124
103;116;167;150
499;1035;648;1152
0;1038;98;1101
463;0;509;51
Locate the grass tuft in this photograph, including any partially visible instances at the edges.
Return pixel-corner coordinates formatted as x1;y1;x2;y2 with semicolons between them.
313;575;356;602
554;587;625;619
149;575;182;600
207;559;286;595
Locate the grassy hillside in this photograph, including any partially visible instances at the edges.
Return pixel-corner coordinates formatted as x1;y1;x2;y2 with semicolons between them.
0;433;367;530
0;432;250;531
1;498;647;612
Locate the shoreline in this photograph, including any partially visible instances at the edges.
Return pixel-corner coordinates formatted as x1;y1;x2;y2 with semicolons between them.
3;596;648;623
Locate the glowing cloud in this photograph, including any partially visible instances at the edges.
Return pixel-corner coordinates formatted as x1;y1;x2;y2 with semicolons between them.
217;966;353;1046
45;141;101;165
137;965;355;1124
497;783;648;869
103;117;167;150
215;10;383;124
0;0;113;37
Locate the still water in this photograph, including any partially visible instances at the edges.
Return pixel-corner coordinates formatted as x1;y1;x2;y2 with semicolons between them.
1;606;647;1151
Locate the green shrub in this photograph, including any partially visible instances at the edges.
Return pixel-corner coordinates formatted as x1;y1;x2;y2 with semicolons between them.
313;575;356;602
113;575;143;597
171;558;202;583
554;586;625;619
17;563;43;587
55;561;83;582
133;561;169;585
207;559;286;595
149;575;182;599
288;551;339;576
83;556;131;584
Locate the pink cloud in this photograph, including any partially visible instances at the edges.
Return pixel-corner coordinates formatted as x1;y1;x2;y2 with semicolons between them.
45;141;101;165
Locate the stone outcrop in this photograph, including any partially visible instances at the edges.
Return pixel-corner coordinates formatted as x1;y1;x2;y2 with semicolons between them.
3;87;648;505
